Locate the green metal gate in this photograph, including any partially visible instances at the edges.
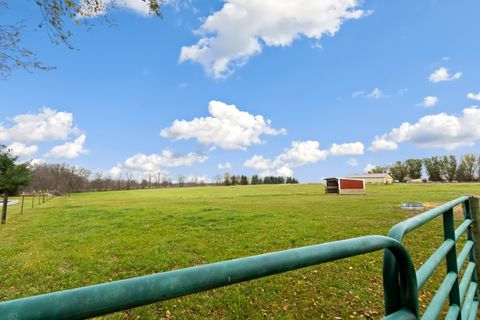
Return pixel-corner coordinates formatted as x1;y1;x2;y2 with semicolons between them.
0;196;478;319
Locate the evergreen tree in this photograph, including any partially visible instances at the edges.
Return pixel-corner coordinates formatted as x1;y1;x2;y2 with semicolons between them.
251;175;260;185
224;173;231;186
1;145;31;224
0;145;31;195
240;175;249;185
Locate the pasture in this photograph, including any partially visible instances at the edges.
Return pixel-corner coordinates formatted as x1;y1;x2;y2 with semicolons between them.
1;183;479;319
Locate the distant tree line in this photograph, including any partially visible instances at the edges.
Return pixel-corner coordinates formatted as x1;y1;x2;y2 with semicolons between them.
19;162;300;195
25;163;180;194
368;153;480;182
222;173;299;186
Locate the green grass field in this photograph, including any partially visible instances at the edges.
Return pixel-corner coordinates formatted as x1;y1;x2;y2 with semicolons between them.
1;184;479;319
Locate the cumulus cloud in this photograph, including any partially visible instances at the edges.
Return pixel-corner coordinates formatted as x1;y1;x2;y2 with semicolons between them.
467;92;480;101
104;149;207;182
244;140;329;177
107;165;124;179
421;96;439;108
329;142;364;155
161;100;285;150
369;107;480;150
29;158;45;166
347;158;358;167
7;142;39;157
364;163;376;173
180;0;367;78
45;134;89;159
369;135;398;151
0;107;80;143
217;161;232;170
124;150;207;172
245;140;366;176
428;67;462;83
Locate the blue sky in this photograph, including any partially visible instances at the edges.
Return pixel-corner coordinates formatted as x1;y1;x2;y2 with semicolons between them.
1;0;479;182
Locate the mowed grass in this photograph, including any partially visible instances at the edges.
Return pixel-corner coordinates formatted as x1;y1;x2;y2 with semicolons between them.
1;183;479;319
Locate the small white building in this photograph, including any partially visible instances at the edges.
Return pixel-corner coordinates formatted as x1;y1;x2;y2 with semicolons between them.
346;173;394;184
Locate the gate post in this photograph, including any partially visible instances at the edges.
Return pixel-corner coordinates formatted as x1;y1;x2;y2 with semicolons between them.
470;196;480;281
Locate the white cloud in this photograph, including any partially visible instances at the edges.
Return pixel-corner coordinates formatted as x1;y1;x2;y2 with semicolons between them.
244;155;272;171
124;150;207;172
161;100;285;150
244;140;328;177
45;134;89;159
370;107;480;150
29;158;45;166
367;88;385;99
107;165;124;179
369;135;398;151
352;88;388;99
421;96;439;108
352;90;366;98
347;158;358;167
7;142;39;157
428;67;462;83
364;163;376;173
329;142;364;155
180;0;367;78
0;107;80;143
217;161;232;170
467;92;480;101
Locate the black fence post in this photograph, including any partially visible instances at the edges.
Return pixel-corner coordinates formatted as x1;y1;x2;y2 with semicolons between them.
32;192;35;209
21;193;25;214
1;194;8;224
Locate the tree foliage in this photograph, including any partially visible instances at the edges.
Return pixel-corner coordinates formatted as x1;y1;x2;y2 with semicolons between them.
389;161;408;182
456;154;478;182
1;0;164;78
405;159;422;180
0;145;31;195
423;157;442;181
368;166;388;174
440;155;457;182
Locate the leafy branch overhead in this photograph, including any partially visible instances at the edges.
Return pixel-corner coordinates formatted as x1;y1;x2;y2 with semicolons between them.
0;0;164;79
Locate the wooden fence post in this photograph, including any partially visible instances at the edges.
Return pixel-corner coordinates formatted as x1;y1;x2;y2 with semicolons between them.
470;196;480;281
1;194;8;224
32;192;35;208
21;192;25;214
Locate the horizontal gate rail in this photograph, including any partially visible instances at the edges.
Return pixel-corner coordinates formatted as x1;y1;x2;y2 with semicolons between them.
0;196;479;319
0;236;418;320
384;196;479;319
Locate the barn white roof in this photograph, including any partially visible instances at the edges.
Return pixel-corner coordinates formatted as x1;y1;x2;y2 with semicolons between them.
347;173;392;178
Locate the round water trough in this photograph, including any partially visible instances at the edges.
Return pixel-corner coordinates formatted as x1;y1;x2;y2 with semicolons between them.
401;202;424;211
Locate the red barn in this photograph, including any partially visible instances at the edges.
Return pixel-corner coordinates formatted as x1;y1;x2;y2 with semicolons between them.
324;178;365;195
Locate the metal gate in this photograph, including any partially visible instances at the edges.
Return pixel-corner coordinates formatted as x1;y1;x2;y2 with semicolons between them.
0;196;478;319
